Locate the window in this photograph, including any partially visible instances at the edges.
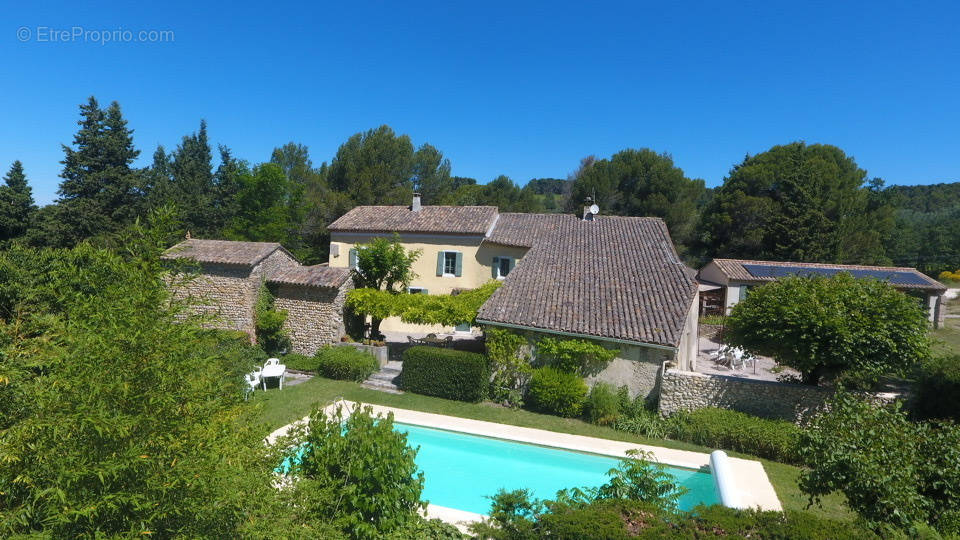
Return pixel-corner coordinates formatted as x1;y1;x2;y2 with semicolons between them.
492;256;515;279
437;250;462;277
444;252;457;275
455;322;471;333
408;287;427;294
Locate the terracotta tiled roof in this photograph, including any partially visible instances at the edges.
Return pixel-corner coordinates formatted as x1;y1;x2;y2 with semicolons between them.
485;213;568;247
328;206;498;235
707;258;946;292
162;239;287;266
478;215;698;348
268;265;351;289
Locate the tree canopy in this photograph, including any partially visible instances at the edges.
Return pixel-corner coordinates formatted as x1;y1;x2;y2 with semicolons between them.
697;142;893;264
725;273;931;386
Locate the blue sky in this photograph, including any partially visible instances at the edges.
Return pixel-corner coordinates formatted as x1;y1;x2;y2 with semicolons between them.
2;1;958;205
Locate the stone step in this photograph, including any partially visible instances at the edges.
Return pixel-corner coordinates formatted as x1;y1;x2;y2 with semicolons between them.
361;382;403;394
368;370;400;382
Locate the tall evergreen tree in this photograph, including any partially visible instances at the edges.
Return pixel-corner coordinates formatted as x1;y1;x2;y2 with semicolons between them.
210;145;247;234
142;145;172;210
169;120;215;235
55;97;142;246
0;161;37;242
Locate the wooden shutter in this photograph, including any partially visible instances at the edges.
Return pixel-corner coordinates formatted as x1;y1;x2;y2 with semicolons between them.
349;248;357;269
492;256;500;278
455;252;463;277
436;251;445;276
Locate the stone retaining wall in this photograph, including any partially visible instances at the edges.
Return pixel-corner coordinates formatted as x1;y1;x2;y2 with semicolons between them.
657;365;901;422
658;365;834;422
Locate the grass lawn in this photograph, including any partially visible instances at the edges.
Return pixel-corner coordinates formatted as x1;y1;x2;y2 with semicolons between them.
250;376;853;522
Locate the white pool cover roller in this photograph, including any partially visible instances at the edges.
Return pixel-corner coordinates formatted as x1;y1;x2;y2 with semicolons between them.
710;450;744;509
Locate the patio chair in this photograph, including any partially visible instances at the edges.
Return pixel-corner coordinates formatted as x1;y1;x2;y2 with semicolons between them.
244;372;260;400
265;357;281;367
442;336;454;347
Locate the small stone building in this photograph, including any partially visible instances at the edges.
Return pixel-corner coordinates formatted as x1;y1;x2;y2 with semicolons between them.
163;239;351;353
268;266;353;355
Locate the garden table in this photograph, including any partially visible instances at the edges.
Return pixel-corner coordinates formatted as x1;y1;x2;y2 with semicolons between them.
261;364;286;390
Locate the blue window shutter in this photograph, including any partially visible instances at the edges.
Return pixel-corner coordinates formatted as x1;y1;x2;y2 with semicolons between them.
492;256;500;278
349;248;357;269
436;251;444;276
455;252;463;277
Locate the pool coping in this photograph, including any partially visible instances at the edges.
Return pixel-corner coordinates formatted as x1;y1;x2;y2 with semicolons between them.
267;400;782;528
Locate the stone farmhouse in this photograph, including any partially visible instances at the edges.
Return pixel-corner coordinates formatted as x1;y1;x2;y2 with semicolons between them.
698;258;947;327
329;195;700;400
162;239;352;355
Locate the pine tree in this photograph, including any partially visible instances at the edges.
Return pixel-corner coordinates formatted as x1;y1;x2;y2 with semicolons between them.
55;97;142;246
0;161;37;242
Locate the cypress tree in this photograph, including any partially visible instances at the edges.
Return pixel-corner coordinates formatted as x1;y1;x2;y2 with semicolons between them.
169;120;215;235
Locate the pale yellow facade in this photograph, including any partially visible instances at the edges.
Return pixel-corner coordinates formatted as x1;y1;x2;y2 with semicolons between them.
329;232;529;333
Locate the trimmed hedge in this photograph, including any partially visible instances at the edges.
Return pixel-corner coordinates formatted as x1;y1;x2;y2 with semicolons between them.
401;346;488;402
585;382;621;425
669;408;802;464
527;367;588;418
282;353;320;372
316;346;379;382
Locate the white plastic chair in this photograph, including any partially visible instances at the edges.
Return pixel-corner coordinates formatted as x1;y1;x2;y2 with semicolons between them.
244;372;260;400
265;358;280;367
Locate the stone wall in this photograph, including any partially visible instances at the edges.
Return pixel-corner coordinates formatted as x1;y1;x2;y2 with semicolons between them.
168;263;258;335
659;365;834;422
586;344;674;402
273;280;352;356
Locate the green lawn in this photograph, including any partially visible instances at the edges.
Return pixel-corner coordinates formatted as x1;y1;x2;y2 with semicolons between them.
250;376;853;522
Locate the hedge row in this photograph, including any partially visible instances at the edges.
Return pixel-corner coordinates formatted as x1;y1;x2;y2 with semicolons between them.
401;346;488;402
669;408;803;464
316;346;379;382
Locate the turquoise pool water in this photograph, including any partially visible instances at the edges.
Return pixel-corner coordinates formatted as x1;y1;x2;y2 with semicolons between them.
395;423;719;515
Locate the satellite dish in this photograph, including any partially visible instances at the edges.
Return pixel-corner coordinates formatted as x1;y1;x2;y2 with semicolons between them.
589;204;600;215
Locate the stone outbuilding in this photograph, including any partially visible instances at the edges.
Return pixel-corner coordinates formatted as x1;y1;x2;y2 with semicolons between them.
268;265;353;355
163;239;351;353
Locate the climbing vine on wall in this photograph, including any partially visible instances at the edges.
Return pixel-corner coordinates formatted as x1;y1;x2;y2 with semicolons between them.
254;284;290;354
536;336;618;376
485;327;532;408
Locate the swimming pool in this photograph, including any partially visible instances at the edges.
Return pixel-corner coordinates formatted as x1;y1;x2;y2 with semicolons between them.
395;422;719;515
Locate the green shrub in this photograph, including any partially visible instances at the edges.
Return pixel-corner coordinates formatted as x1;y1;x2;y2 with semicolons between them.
316;346;378;381
283;404;425;538
585;382;621;425
400;346;488;402
254;285;290;354
282;353;320;372
669;408;802;464
799;392;960;535
527;367;588;417
473;495;881;540
912;354;960;422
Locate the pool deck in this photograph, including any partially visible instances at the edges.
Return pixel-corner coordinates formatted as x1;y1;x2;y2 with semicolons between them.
268;400;782;529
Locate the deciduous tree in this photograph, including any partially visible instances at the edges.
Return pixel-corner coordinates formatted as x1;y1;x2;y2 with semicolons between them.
725;273;931;386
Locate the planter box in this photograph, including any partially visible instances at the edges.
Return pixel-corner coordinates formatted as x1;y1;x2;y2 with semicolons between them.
335;342;389;368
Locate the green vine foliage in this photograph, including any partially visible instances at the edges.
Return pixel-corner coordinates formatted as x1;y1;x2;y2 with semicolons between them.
536;336;618;376
485;327;532;407
345;281;502;328
254;284;290;354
